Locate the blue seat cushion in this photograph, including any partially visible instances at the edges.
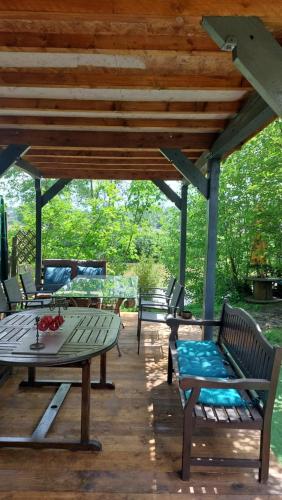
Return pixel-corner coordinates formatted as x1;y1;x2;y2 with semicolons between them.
44;266;72;287
77;266;104;278
177;340;247;407
176;340;228;377
185;387;247;407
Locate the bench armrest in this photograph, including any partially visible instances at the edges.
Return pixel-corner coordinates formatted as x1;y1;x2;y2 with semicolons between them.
179;375;271;392
167;315;221;327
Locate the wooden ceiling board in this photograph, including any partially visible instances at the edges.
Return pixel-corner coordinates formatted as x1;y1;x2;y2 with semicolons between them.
0;1;279;180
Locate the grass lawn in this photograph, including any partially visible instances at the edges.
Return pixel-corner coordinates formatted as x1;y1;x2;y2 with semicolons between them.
264;327;282;464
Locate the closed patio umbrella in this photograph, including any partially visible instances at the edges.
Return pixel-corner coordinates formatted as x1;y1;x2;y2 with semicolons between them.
0;196;9;281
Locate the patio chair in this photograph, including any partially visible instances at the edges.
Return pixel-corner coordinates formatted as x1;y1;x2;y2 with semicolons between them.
0;282;14;317
20;272;53;300
3;277;52;311
137;281;184;354
139;276;176;309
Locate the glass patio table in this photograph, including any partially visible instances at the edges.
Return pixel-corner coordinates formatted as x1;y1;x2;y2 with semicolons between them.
54;275;138;314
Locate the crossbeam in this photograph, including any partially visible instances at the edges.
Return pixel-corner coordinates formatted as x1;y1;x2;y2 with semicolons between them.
152;180;182;210
41;179;71;207
196;93;275;170
160;148;208;198
16;158;42;178
0;144;30;177
202;16;282;116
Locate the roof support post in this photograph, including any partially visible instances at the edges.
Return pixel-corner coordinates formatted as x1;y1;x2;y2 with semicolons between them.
160;148;208;198
202;16;282;116
179;182;188;309
35;178;42;288
0;145;30;177
203;157;220;340
41;179;71;208
152;180;182;210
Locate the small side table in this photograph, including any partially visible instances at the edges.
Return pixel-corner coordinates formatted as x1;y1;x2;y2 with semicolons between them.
246;277;282;303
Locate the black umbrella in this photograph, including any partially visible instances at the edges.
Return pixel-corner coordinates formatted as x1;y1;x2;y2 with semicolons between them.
0;196;9;281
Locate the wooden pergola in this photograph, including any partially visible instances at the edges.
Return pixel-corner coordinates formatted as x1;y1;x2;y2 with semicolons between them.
0;2;281;338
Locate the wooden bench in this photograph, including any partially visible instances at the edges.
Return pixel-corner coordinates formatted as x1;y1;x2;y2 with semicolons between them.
166;301;282;482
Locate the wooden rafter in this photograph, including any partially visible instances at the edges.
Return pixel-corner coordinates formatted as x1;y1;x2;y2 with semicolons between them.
0;2;279;180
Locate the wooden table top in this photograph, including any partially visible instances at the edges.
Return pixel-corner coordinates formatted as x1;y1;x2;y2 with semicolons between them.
0;307;121;367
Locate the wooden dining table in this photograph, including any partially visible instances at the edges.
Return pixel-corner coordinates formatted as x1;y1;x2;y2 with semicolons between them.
0;307;121;451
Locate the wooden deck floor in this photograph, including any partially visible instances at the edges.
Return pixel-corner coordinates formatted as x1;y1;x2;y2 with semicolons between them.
0;312;281;499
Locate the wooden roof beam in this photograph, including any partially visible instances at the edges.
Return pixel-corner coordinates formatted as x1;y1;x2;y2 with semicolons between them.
41;179;71;207
16;158;42;178
152;180;182;210
202;16;282;116
160;148;208;198
196;92;275;170
0;144;30;177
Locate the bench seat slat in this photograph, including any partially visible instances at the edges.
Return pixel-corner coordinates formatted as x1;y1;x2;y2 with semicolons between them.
249;405;263;422
194;404;206;420
213;406;229;422
203;405;217;421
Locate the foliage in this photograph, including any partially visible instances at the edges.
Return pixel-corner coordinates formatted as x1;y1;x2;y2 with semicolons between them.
129;254;167;291
0;120;280;307
262;328;282;464
264;327;282;346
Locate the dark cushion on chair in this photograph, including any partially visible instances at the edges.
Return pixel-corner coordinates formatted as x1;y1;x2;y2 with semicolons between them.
176;340;228;377
43;266;72;291
77;266;104;277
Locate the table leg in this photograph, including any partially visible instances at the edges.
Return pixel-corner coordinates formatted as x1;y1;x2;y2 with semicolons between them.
91;352;115;390
114;298;123;315
81;359;91;444
19;354;115;390
0;368;102;451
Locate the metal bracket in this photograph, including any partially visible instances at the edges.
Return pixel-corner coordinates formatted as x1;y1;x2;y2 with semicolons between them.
221;36;237;51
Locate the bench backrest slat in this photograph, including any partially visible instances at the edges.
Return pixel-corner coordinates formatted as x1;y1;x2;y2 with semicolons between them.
218;302;276;404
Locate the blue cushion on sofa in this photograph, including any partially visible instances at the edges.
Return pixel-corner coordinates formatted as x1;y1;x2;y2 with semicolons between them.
77;266;104;278
44;267;72;290
184;387;247;407
176;340;228;377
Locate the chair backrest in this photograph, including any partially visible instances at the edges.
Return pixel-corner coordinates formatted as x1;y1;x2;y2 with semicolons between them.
169;282;184;313
20;272;37;298
166;276;176;297
0;283;10;313
3;277;23;305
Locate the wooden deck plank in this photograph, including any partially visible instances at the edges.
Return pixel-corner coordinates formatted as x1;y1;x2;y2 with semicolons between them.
0;312;281;497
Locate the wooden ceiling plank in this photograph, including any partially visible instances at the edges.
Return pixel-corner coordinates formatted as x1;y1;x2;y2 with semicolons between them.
0;116;227;129
0;1;279;17
32;163;176;171
31;158;176;165
0;68;251;90
37;169;183;180
0;130;216;149
0;97;241;115
25;151;201;159
0;87;248;101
